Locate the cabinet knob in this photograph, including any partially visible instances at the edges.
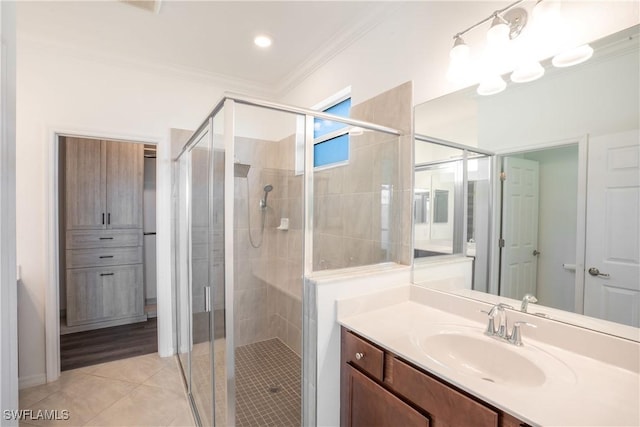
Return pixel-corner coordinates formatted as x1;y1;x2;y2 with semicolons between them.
355;352;364;360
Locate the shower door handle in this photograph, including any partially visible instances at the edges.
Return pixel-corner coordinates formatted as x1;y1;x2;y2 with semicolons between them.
204;286;211;312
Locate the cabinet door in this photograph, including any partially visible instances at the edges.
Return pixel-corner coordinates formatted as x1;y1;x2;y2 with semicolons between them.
345;366;429;427
66;264;143;326
105;141;143;229
65;137;106;230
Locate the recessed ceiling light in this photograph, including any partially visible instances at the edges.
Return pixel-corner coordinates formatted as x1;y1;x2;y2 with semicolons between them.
254;35;272;48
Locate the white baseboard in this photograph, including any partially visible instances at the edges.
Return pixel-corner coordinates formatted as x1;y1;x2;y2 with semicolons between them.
19;373;47;390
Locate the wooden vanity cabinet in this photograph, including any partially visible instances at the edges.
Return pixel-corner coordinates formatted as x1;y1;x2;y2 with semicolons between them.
341;328;530;427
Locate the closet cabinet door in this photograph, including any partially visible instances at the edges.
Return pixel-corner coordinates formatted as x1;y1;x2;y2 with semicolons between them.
66;265;143;326
65;137;106;230
105;141;143;229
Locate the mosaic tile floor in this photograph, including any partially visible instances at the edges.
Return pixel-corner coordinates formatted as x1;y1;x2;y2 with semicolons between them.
235;339;301;427
185;337;301;426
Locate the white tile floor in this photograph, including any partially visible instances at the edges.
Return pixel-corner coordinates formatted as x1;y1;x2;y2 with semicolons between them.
19;353;195;427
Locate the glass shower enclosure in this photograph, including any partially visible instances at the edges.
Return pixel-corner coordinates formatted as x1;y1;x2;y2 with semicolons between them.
173;94;403;426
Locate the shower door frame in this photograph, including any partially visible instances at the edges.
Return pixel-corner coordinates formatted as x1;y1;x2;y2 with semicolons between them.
175;93;402;426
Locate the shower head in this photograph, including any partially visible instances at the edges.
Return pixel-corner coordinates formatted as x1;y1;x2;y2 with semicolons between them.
234;162;251;178
260;184;274;209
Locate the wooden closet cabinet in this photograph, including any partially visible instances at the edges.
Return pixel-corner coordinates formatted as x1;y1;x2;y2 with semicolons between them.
65;138;143;230
62;137;145;331
341;328;530;427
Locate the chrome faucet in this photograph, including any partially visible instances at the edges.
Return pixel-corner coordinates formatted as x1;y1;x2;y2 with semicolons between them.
521;294;538;313
483;303;512;338
483;303;536;346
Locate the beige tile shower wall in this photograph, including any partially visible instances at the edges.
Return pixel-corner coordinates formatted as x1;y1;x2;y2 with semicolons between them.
234;134;304;353
313;81;414;270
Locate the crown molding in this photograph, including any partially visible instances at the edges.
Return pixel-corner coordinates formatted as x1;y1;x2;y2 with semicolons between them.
274;2;403;98
18;33;277;98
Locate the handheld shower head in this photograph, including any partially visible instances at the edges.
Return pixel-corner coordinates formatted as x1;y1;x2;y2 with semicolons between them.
260;184;274;209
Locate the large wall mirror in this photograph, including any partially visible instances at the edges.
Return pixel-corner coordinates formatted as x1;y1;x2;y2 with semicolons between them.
413;25;639;340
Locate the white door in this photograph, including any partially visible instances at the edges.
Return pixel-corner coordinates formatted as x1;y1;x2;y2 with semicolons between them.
500;157;540;300
584;130;640;327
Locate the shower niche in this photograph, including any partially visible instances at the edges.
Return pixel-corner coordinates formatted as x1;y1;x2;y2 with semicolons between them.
173;95;404;426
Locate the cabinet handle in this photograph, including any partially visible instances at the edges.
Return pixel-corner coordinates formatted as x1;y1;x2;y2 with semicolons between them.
100;273;114;276
99;237;113;240
107;213;111;225
355;352;364;360
102;213;105;225
99;255;114;259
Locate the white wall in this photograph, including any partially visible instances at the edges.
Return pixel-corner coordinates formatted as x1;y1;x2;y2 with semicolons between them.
1;0;18;422
281;1;639;108
15;38;255;384
478;45;639;151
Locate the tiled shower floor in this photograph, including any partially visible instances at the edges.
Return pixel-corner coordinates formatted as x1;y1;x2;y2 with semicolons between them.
236;339;301;427
191;337;301;427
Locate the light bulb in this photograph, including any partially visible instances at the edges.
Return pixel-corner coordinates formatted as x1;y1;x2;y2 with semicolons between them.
450;36;470;61
532;0;562;25
487;15;510;48
477;75;507;96
511;61;545;83
552;44;594;67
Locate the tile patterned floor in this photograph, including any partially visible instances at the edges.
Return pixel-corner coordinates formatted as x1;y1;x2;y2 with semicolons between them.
188;338;301;427
18;353;194;427
235;339;301;427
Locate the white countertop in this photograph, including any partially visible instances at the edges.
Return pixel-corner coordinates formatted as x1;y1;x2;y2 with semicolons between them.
337;286;640;427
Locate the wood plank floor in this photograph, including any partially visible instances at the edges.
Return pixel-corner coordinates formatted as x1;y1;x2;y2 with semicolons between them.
60;318;158;371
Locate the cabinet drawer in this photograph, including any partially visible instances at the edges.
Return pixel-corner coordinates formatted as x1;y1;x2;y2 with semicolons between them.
343;331;384;381
392;358;499;427
67;229;142;249
66;247;142;268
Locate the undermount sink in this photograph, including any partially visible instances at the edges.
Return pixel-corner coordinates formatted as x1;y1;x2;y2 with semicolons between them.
418;332;547;387
410;325;576;387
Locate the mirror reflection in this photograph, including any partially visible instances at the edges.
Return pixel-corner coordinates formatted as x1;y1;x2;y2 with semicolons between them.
413;25;640;333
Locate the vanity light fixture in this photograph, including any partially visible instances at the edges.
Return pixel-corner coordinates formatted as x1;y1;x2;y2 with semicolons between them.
448;0;594;95
254;35;272;48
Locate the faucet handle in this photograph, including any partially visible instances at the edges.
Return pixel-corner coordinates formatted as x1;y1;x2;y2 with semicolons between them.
508;321;537;346
480;309;497;336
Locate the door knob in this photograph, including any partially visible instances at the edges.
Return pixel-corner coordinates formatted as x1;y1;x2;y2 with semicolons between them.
588;267;610;278
532;250;541;256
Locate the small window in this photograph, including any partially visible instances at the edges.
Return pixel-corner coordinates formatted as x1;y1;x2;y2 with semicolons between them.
313;97;351;168
294;89;352;174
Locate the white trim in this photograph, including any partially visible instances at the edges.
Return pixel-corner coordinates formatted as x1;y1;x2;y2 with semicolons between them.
311;86;351;111
18;374;47;390
0;1;18;420
45;127;164;383
574;135;589;314
276;3;401;97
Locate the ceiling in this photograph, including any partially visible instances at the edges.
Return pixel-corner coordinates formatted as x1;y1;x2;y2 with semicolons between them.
17;1;396;94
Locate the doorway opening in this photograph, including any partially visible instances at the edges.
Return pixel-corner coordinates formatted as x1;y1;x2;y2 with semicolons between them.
57;135;158;371
498;144;580;312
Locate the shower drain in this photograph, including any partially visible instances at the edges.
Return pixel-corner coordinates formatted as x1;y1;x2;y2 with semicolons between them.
268;384;283;393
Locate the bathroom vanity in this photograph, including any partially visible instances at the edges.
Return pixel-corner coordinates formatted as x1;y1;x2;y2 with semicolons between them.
337;284;640;427
341;328;527;427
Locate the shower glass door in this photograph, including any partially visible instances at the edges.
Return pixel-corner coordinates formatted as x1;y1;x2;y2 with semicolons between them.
189;123;214;426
